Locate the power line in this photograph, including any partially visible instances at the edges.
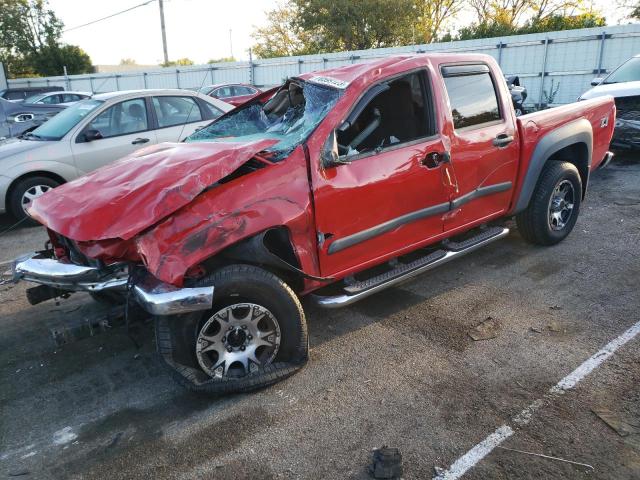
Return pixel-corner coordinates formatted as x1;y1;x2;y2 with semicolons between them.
63;0;156;33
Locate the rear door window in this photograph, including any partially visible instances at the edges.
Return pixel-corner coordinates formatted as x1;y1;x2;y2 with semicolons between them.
152;96;203;128
442;67;501;130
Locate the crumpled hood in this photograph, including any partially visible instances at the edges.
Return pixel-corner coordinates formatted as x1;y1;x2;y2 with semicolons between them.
29;139;278;241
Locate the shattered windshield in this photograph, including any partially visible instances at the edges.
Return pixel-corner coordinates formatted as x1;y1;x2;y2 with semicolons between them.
186;80;342;159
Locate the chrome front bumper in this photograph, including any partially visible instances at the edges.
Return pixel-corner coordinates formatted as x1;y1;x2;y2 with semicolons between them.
10;253;214;316
598;151;614;170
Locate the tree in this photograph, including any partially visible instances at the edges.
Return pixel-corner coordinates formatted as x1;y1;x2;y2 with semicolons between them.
207;56;236;63
294;0;416;51
251;1;321;58
162;57;194;67
29;44;93;76
0;0;92;78
120;58;137;65
415;0;465;43
457;0;604;40
617;0;640;19
521;12;605;33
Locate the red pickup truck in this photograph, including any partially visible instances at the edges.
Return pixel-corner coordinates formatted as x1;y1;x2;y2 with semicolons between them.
11;54;615;393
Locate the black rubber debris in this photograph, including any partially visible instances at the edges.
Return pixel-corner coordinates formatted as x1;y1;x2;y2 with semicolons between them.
369;446;403;479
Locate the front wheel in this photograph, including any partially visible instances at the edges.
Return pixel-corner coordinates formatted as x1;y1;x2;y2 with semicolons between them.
516;161;582;246
9;176;60;225
156;264;308;394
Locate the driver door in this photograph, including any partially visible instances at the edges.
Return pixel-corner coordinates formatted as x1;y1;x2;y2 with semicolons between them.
71;97;158;174
312;71;452;277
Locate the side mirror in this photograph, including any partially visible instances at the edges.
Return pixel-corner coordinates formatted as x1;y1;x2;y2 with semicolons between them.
321;130;350;168
591;77;604;86
81;128;103;142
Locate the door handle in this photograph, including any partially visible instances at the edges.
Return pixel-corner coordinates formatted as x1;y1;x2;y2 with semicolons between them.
132;137;150;145
421;151;451;168
493;133;514;148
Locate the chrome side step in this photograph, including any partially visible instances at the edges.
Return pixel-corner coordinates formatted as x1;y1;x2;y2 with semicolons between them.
311;227;509;309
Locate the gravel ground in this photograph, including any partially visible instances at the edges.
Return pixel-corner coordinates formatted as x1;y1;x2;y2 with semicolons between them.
0;155;639;479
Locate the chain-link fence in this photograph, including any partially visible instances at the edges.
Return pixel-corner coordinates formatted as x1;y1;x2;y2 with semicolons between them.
8;24;640;106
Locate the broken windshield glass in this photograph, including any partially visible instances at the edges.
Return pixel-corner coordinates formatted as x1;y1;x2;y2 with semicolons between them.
186;80;342;160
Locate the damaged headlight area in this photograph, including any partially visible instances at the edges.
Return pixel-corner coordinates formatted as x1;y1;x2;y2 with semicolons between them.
612;96;640;150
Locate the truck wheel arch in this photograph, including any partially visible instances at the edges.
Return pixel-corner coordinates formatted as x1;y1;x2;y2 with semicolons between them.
514;119;592;214
214;227;308;292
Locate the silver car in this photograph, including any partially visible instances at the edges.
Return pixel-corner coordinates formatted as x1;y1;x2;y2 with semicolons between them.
0;89;232;223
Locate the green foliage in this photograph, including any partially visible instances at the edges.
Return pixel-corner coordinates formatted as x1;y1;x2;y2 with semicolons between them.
0;0;92;78
457;11;605;40
251;1;328;58
543;78;561;105
207;56;236;64
252;0;608;58
162;58;195;67
521;12;606;33
29;44;93;76
294;0;415;52
252;0;417;58
120;58;137;65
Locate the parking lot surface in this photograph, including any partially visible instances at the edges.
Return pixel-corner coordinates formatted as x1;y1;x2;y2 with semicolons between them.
1;156;639;479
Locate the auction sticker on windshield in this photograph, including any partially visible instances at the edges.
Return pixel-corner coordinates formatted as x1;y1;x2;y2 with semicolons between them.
307;76;350;89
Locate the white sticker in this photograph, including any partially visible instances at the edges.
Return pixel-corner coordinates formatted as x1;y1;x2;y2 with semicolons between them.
308;76;350;89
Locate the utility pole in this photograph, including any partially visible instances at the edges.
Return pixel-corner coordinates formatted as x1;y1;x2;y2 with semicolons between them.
229;29;233;58
159;0;169;64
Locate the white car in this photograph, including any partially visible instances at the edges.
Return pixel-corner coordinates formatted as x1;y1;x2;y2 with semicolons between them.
23;91;93;106
0;89;232;222
580;54;640;150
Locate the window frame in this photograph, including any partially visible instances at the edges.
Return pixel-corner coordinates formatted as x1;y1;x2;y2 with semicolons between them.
195;98;224;120
440;62;504;132
78;97;152;142
151;95;205;129
331;68;439;164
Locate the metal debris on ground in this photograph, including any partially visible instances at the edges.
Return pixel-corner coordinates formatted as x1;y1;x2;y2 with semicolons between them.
369;446;403;479
496;446;595;471
468;316;501;341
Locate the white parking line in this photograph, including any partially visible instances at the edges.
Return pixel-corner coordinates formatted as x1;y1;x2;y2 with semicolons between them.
434;319;640;480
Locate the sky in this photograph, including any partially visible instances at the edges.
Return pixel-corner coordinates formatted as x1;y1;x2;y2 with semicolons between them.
49;0;627;67
51;0;279;65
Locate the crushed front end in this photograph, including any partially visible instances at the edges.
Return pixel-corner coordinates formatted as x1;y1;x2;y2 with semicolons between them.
10;234;214;316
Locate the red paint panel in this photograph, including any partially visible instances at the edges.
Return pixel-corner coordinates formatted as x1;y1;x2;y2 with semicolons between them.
28;139;278;241
134;147;320;286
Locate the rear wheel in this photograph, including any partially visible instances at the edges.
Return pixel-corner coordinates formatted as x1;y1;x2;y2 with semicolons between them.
156;264;308;394
9;176;60;225
516;161;582;245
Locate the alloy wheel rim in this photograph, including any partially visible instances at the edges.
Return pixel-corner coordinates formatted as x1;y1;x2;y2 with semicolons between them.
21;184;52;213
196;303;281;379
548;179;575;231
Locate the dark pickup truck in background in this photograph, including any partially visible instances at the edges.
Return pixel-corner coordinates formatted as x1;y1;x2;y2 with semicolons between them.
10;53;616;394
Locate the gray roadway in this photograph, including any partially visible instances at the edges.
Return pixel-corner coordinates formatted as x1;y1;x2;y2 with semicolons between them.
1;156;639;479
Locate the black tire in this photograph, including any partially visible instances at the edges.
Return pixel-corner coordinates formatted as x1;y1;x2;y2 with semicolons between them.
516;161;582;246
8;176;60;226
156;264;308;395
